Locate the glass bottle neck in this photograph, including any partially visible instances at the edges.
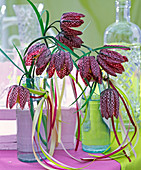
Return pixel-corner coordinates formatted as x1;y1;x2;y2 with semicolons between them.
115;0;131;22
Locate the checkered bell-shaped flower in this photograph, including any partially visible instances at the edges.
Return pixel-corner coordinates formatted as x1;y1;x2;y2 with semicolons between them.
78;56;102;86
56;12;85;50
24;43;51;75
100;88;119;119
60;12;85;36
56;33;83;51
47;50;73;79
6;85;30;110
97;48;128;77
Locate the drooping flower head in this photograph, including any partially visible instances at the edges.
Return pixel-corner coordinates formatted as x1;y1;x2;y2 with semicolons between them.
47;50;73;79
97;47;128;76
56;12;85;50
24;43;51;75
60;12;85;36
77;56;102;86
56;33;83;51
100;88;119;119
6;85;30;110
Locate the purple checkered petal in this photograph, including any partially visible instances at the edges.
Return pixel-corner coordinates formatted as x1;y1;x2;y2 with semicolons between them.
106;89;115;118
100;90;109;119
60;25;83;35
24;43;45;66
6;86;15;108
97;56;117;76
54;51;65;72
56;33;83;50
61;12;85;20
100;49;128;63
78;56;90;79
47;55;55;78
100;89;119;119
113;90;119;118
61;19;84;28
8;85;19;109
56;64;67;79
90;56;102;84
36;47;51;68
64;52;73;74
19;86;31;110
18;86;26;110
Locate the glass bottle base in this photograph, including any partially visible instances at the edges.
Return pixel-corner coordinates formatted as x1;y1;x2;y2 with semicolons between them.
17;151;46;163
82;144;111;153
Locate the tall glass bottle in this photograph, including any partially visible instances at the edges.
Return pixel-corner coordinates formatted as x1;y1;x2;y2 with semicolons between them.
81;86;111;153
104;0;141;130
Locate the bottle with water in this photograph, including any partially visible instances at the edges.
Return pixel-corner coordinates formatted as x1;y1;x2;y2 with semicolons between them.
104;0;141;130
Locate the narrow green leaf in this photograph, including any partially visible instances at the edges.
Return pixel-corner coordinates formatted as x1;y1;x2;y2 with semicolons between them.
51;78;55;101
27;88;46;95
27;0;44;35
72;58;79;70
70;86;86;106
13;43;29;74
77;82;97;113
69;74;84;92
0;48;25;73
51;46;58;54
44;10;50;35
28;60;34;76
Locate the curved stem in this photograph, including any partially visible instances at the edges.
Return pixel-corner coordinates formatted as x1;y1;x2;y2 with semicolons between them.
81;44;92;51
19;73;31;86
50;26;60;33
44;20;60;36
111;116;131;162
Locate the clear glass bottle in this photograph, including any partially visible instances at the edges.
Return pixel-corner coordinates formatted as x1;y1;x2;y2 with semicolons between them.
81;87;110;153
104;0;141;130
16;77;47;162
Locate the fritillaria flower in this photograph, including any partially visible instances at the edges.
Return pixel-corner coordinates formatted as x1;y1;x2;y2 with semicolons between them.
56;12;85;50
100;88;119;119
60;12;85;36
24;43;51;75
47;50;73;79
78;56;102;86
97;48;128;76
56;32;83;51
6;85;30;110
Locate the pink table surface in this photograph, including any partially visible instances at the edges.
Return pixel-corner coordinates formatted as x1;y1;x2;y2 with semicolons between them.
0;148;120;170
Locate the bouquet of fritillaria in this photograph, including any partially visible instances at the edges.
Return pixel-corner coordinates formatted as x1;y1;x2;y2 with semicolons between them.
0;0;139;169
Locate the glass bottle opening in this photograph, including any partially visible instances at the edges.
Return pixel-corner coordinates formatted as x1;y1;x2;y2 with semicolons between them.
115;0;131;8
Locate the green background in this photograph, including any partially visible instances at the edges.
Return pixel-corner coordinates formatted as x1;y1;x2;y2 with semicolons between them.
5;0;141;48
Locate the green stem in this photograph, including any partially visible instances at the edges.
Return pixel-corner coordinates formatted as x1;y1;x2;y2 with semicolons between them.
44;20;60;36
26;78;47;146
92;45;129;52
81;44;92;51
13;43;29;75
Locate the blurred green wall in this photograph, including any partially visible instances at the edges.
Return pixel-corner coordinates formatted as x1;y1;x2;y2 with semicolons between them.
6;0;141;48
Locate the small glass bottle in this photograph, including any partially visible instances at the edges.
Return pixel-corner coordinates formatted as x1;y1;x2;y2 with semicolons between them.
104;0;141;130
16;77;47;162
81;87;110;153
